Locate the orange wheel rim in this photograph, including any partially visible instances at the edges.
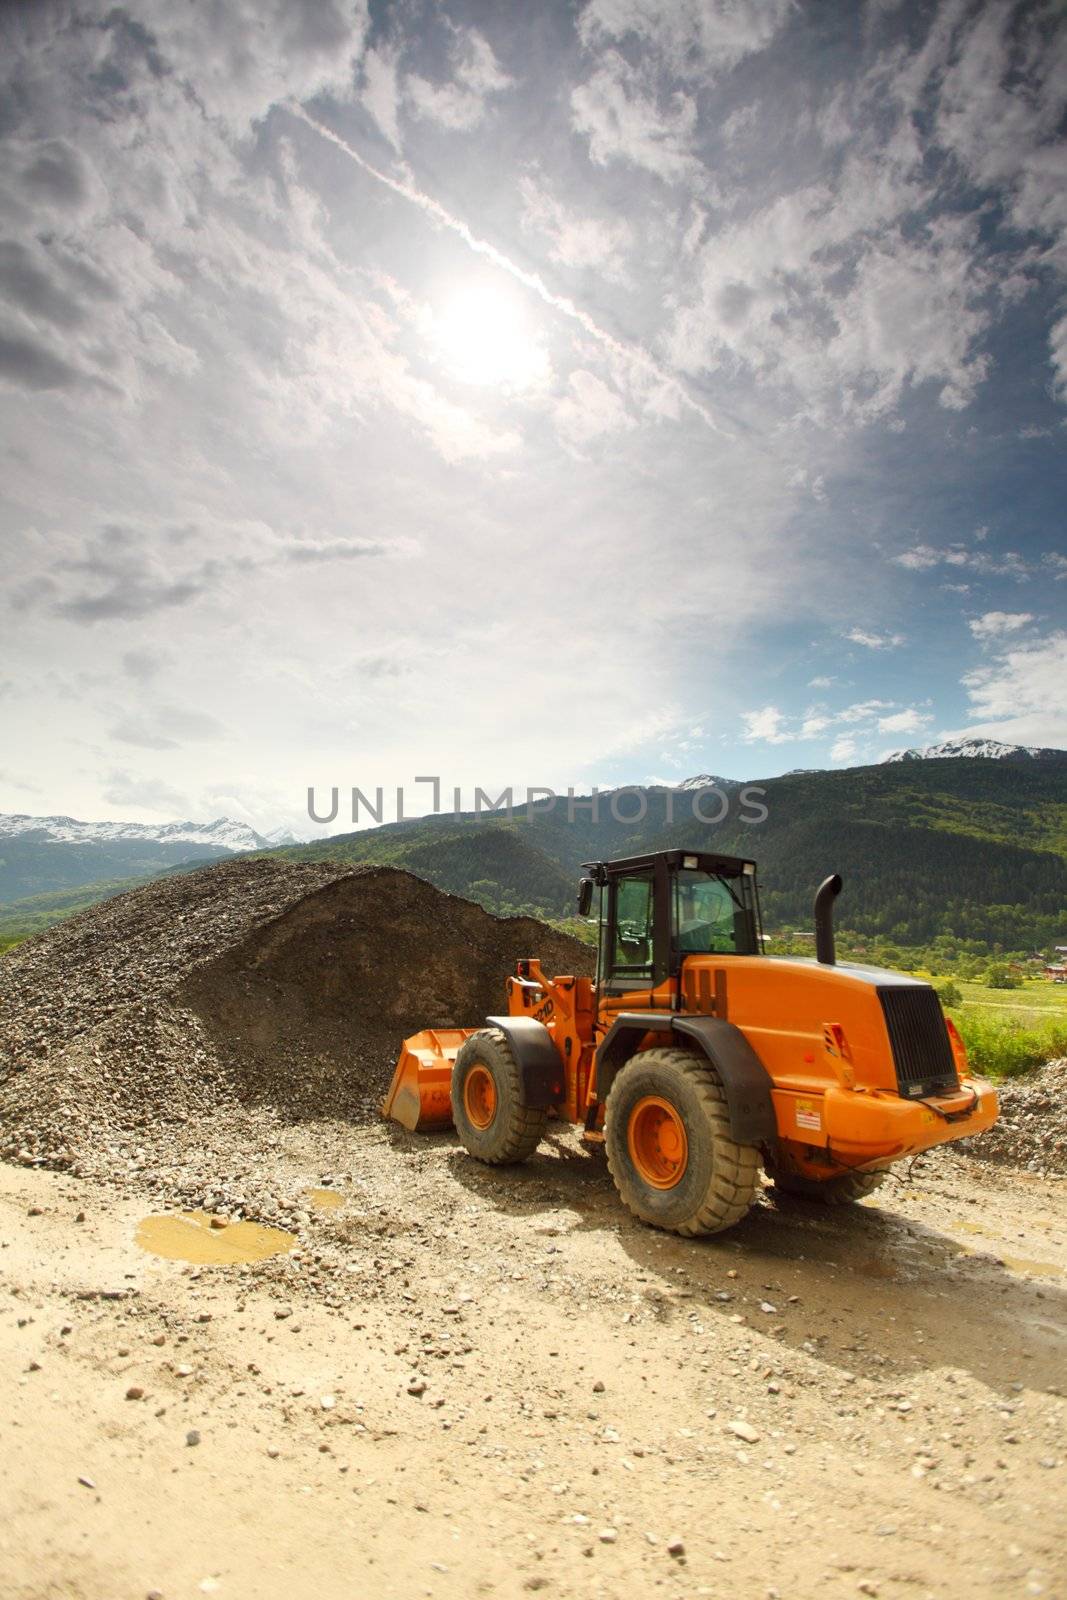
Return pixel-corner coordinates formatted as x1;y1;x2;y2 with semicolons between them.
628;1096;688;1189
463;1064;497;1130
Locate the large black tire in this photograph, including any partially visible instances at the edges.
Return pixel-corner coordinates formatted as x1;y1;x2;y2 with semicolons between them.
770;1167;886;1205
451;1028;547;1165
605;1048;760;1236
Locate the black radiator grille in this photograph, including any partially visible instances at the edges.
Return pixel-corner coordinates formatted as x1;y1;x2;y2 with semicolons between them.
877;986;958;1098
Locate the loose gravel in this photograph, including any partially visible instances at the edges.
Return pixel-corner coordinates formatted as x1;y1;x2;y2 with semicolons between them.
960;1056;1067;1177
0;859;592;1221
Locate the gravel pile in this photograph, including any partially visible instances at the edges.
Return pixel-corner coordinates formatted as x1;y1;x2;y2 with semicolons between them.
960;1057;1067;1177
0;859;593;1219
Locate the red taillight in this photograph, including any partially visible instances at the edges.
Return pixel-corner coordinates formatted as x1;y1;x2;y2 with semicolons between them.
945;1015;969;1077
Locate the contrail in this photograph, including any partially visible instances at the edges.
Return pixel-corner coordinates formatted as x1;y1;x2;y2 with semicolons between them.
285;102;731;438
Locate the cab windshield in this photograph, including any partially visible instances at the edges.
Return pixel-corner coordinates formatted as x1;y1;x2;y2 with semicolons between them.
673;868;759;956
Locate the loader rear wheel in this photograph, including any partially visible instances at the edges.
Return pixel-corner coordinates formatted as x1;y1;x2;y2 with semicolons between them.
769;1167;886;1205
451;1029;547;1165
605;1048;760;1236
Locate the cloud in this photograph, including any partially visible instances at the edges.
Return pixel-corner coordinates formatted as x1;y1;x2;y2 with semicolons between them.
110;705;228;750
968;611;1034;641
892;543;1034;579
406;28;513;131
808;675;835;689
0;240;86;329
946;630;1067;748
19;138;91;208
829;735;858;763
0;329;86;391
121;649;167;683
101;768;193;817
519;174;633;281
571;52;702;182
877;708;932;735
846;628;904;650
553;369;635;450
577;0;794;79
19;522;412;627
361;47;402;150
741;705;791;744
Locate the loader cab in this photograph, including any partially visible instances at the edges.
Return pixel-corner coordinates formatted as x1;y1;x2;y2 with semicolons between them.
581;849;763;995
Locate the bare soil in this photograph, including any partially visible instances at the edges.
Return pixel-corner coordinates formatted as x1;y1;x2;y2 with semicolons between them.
2;867;1065;1598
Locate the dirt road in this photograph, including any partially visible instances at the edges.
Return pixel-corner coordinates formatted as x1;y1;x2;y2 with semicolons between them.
3;1126;1065;1600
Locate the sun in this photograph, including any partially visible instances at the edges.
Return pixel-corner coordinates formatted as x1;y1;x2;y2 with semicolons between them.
430;282;548;392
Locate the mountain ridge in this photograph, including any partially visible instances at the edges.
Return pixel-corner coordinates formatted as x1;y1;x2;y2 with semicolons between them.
881;737;1067;765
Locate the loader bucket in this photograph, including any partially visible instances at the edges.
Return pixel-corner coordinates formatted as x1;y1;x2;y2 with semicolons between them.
381;1027;478;1133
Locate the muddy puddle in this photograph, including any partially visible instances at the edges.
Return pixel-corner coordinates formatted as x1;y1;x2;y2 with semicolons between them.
136;1211;295;1265
303;1187;344;1211
950;1219;1062;1278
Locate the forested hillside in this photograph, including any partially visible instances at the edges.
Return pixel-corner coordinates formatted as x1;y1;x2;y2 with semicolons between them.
281;756;1067;948
3;756;1065;954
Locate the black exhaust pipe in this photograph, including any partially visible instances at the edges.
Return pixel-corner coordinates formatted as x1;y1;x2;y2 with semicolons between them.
814;873;842;966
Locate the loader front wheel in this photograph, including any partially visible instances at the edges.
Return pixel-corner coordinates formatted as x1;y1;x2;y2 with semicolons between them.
451;1029;547;1165
769;1167;886;1205
605;1048;760;1236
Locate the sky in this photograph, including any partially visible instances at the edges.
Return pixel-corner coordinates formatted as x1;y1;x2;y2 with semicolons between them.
1;0;1065;835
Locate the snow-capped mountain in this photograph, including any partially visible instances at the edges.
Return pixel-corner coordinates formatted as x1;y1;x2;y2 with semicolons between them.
882;737;1066;764
674;773;740;790
0;813;272;850
261;825;300;847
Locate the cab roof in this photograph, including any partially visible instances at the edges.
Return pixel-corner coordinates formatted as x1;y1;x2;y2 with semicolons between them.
582;848;757;880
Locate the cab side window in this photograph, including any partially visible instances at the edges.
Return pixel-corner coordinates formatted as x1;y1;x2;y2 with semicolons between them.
612;872;654;976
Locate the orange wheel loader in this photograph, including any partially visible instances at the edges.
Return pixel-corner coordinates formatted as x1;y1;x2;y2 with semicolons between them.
382;850;998;1235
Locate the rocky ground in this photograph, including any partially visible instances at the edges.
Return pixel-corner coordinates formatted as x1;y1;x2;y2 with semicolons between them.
2;1131;1065;1600
965;1058;1067;1178
2;866;1065;1598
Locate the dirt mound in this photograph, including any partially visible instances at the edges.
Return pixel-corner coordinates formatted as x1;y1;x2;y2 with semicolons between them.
0;858;593;1211
960;1057;1067;1177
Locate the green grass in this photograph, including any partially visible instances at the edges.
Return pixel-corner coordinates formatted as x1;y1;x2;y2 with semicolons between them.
933;976;1067;1078
948;1006;1067;1079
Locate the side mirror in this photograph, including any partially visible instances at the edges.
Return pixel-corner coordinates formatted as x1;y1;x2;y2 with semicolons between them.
576;877;594;917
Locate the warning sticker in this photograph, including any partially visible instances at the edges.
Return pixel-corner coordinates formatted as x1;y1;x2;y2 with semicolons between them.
795;1098;821;1131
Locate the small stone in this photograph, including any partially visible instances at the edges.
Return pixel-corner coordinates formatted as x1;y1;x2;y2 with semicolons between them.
152;1334;166;1347
125;1385;145;1401
27;1360;41;1372
209;1217;227;1230
274;1308;292;1320
592;1380;605;1393
759;1302;778;1315
186;1429;201;1447
320;1394;336;1411
77;1475;96;1489
147;1590;164;1599
858;1584;879;1597
598;1528;617;1544
407;1379;427;1397
75;1211;86;1223
667;1537;685;1558
728;1420;760;1444
267;1447;281;1459
175;1364;194;1378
